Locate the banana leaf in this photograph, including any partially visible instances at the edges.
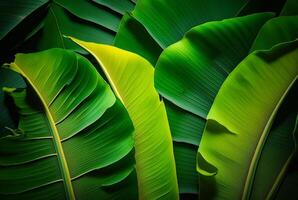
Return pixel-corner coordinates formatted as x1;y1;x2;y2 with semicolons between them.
1;0;133;134
250;16;298;52
0;0;134;59
0;0;48;40
1;48;138;199
54;0;120;32
155;12;273;118
114;0;250;65
0;0;137;162
154;12;276;197
248;13;298;198
0;1;47;63
164;100;204;197
249;81;297;200
197;40;298;199
114;13;162;65
132;0;248;48
70;37;179;200
36;3;114;53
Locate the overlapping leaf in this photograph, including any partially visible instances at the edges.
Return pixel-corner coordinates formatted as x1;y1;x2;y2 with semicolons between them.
36;1;120;52
155;13;273;118
250;16;298;52
249;81;297;200
154;13;273;197
0;0;136;137
197;40;298;200
114;14;162;65
70;37;179;200
1;49;138;199
1;0;298;199
132;0;248;48
0;0;48;40
115;0;250;65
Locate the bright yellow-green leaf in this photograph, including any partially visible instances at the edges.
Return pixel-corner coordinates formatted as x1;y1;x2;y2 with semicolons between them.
70;37;179;200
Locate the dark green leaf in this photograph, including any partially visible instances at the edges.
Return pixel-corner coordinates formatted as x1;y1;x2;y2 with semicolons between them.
54;0;121;32
251;16;298;52
36;3;114;53
132;0;248;48
114;13;162;65
0;0;48;40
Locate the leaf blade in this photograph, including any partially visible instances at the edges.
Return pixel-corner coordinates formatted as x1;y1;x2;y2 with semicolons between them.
197;40;298;199
70;37;179;200
2;49;138;199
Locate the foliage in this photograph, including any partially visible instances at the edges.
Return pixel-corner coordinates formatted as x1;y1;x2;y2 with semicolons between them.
0;0;297;199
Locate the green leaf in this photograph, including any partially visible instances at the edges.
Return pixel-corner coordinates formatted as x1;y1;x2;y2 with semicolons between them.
70;37;179;200
114;0;256;66
1;0;133;139
155;12;273;119
36;3;114;53
114;0;285;66
132;0;248;48
248;16;298;197
197;40;298;199
249;82;297;199
0;1;46;63
0;0;48;40
165;100;204;196
54;0;120;32
2;48;137;199
250;16;298;52
165;100;204;146
154;12;273;196
173;143;198;195
114;13;162;65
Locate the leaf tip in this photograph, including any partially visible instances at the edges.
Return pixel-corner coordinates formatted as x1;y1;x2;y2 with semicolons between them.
197;152;217;176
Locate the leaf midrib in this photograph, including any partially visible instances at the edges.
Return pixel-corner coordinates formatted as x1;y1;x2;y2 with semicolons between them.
264;115;297;199
49;4;66;49
242;76;297;200
11;63;75;200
